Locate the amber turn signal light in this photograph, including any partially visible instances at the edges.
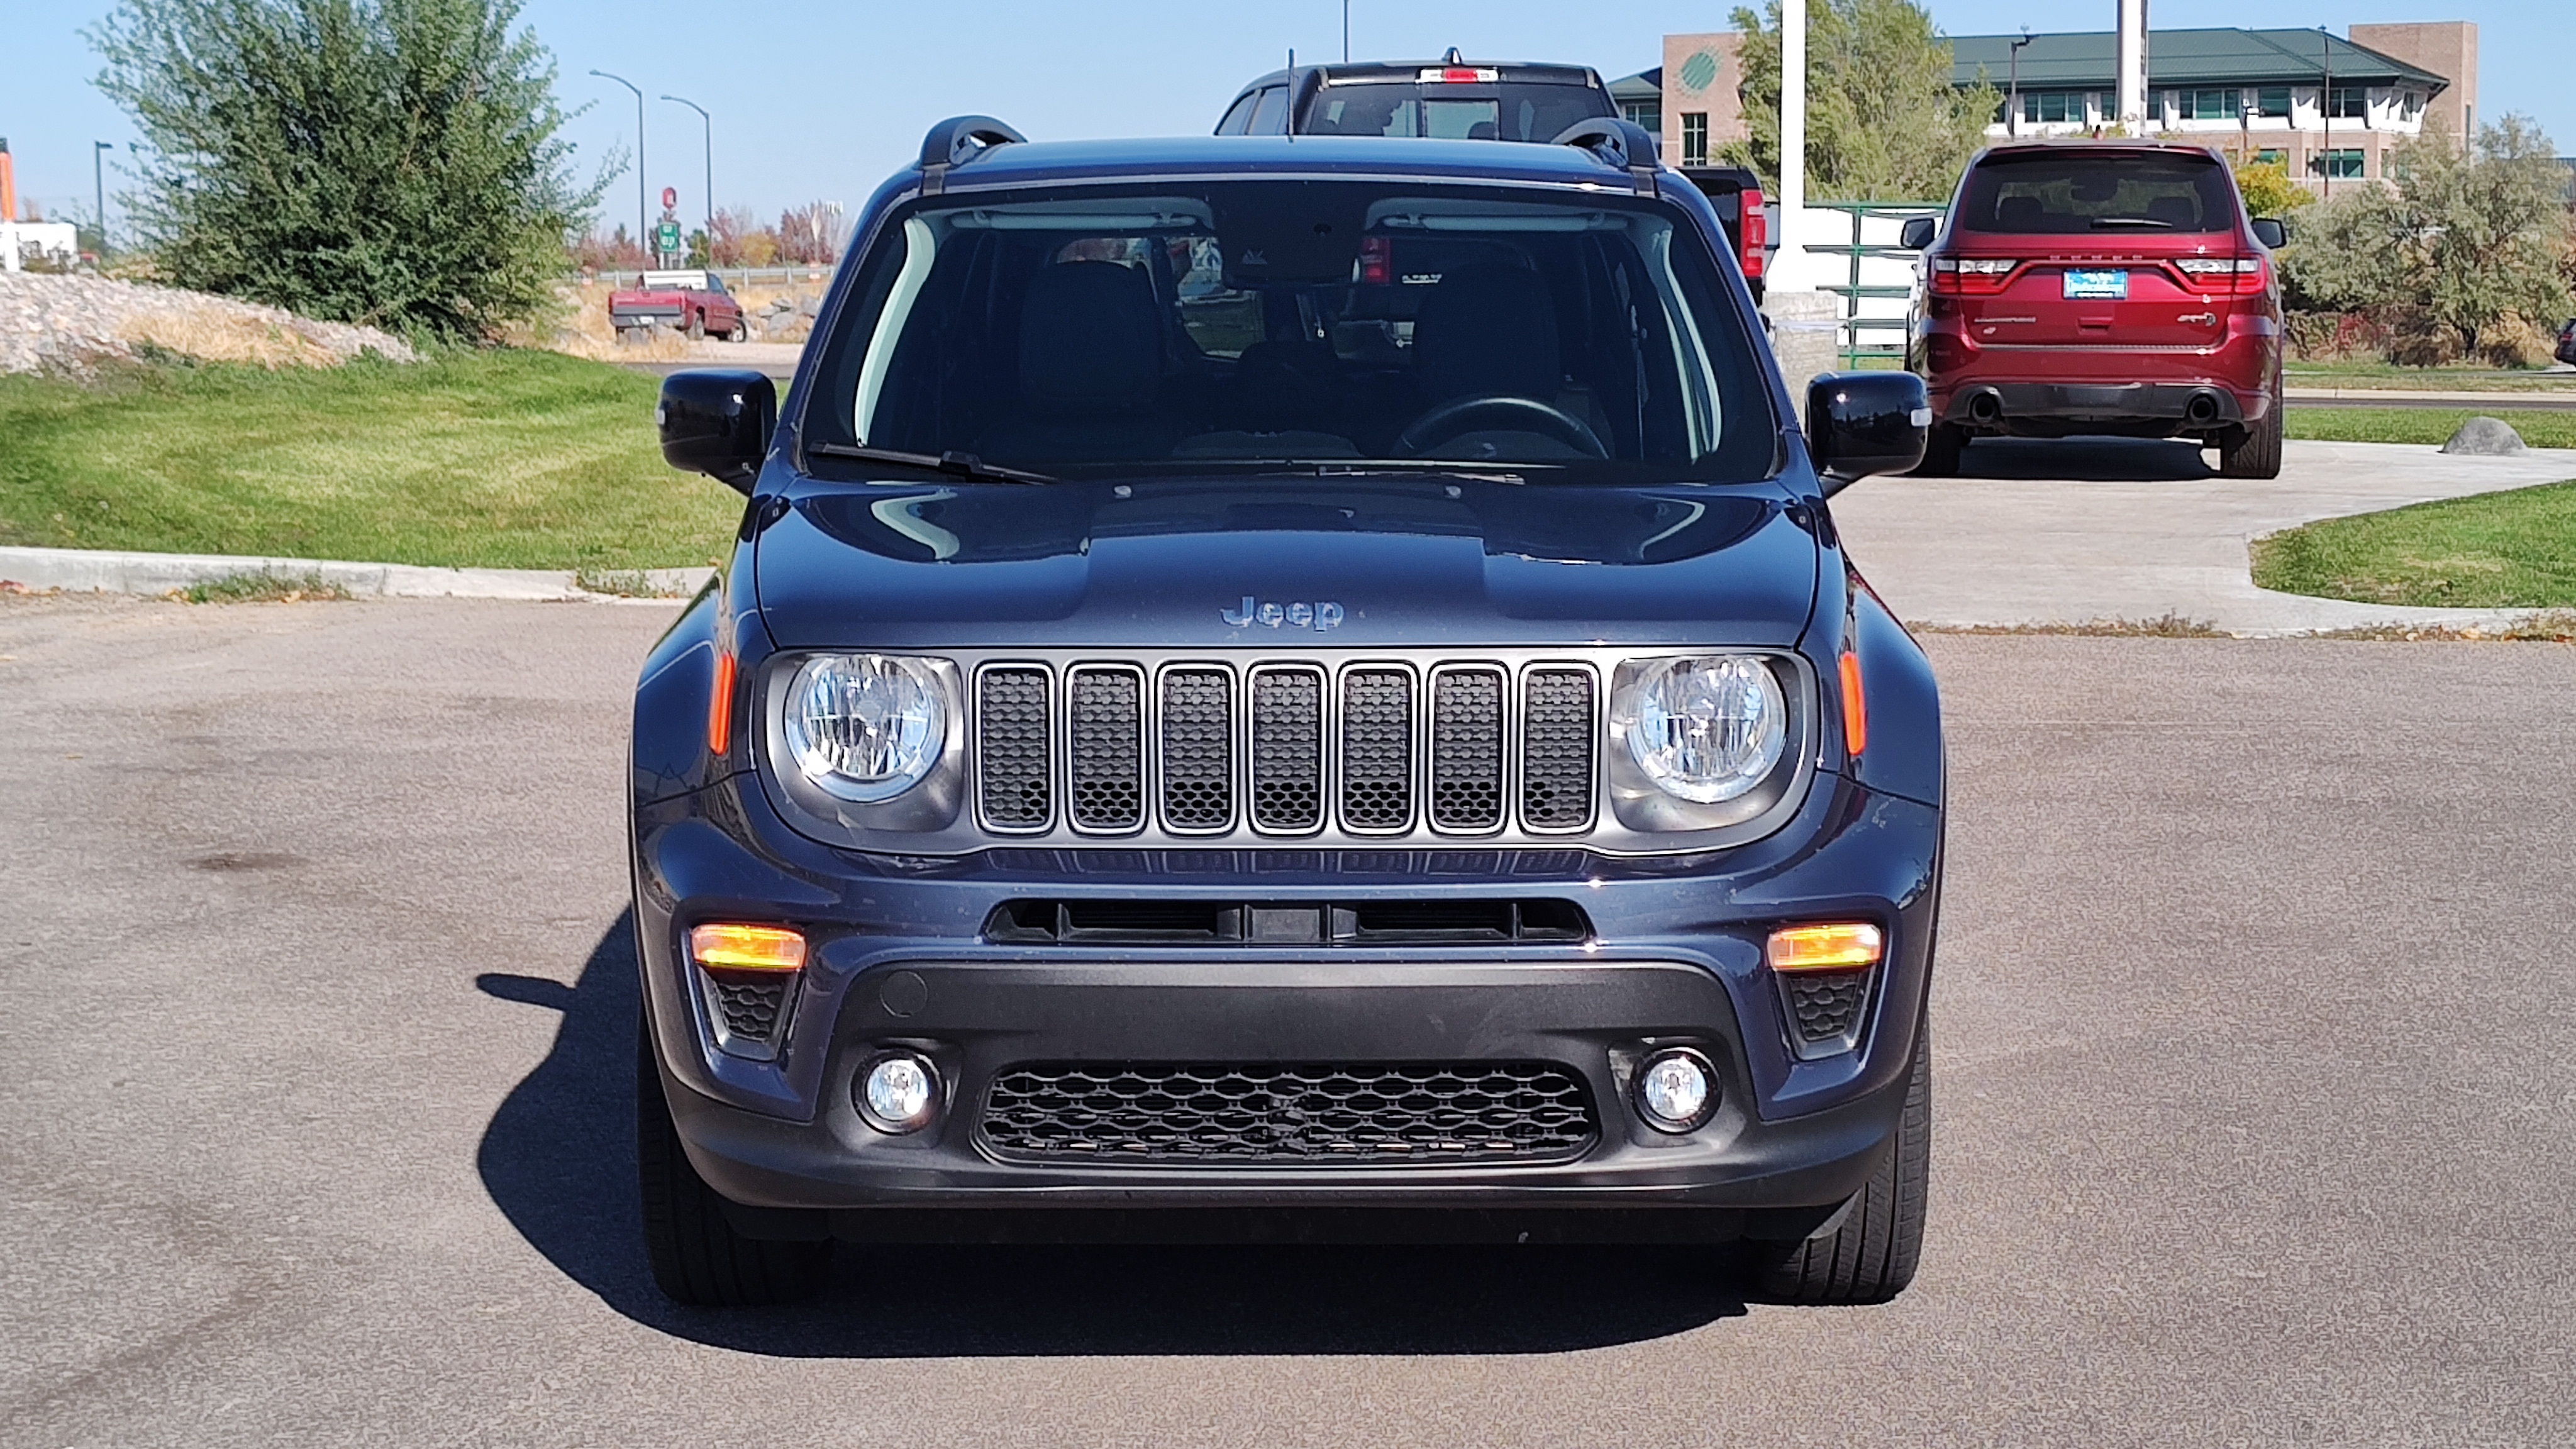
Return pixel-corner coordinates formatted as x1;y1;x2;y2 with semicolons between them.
706;650;738;757
689;923;806;972
1838;649;1867;757
1767;922;1884;972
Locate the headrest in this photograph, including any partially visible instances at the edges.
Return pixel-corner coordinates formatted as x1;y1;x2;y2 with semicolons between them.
1411;264;1561;403
1018;260;1161;414
1996;195;2045;231
2146;194;2200;229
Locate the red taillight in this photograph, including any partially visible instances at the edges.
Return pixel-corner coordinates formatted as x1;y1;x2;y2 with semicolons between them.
1928;257;2016;296
1740;187;1766;279
2174;255;2270;295
1359;235;1392;286
1418;65;1499;83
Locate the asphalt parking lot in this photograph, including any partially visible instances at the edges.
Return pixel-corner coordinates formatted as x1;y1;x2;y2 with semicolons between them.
4;590;2572;1447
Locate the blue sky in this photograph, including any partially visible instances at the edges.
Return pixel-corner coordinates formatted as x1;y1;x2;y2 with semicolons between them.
8;1;2567;235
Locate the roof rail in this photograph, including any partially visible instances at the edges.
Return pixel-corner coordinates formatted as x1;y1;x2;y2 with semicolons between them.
1549;118;1662;195
916;115;1025;194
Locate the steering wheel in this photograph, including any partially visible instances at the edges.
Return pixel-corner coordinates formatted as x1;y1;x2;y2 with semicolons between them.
1393;394;1609;460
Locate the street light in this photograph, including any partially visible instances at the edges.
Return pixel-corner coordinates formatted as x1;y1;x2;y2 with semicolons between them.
93;140;116;257
1343;0;1350;62
591;69;646;269
2007;30;2033;138
661;94;711;262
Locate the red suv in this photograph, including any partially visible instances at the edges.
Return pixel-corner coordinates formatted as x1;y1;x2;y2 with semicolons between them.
1904;143;2285;478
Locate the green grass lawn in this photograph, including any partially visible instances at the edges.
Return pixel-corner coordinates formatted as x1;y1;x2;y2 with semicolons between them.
2251;475;2576;608
0;350;742;570
2286;408;2576;450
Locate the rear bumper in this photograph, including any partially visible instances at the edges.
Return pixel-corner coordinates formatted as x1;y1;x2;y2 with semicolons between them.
1943;379;2251;431
1916;311;2279;436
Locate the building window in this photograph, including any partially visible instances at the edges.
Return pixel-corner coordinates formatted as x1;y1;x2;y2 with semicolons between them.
2185;89;2241;121
2253;148;2285;167
2019;91;2080;125
2326;86;2367;120
2254;86;2292;119
1621;101;1661;133
1681;112;1708;165
2311;148;2365;180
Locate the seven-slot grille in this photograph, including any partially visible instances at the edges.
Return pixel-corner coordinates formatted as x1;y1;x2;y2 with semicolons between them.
975;660;1597;838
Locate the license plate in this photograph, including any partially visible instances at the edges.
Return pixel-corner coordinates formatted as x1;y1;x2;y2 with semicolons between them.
2062;269;2129;301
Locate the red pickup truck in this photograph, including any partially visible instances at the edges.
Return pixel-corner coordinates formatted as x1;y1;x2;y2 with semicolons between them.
609;270;747;342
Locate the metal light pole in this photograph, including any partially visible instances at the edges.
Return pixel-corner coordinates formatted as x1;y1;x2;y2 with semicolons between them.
662;94;711;260
93;140;112;256
1343;0;1350;62
591;70;646;268
2008;30;2032;137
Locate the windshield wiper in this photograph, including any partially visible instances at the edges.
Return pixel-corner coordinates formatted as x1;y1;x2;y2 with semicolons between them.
2090;216;2176;229
805;442;1055;485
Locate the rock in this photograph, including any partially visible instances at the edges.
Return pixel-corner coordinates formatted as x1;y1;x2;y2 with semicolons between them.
799;294;822;317
2440;416;2526;455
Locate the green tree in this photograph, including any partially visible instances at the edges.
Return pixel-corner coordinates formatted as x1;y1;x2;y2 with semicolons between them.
2232;157;2313;219
90;0;605;341
2283;115;2572;357
1721;0;1998;202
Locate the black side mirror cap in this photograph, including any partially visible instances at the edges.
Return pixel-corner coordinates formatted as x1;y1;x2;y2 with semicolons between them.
1897;214;1938;251
658;370;776;495
2250;216;2288;250
1807;371;1929;496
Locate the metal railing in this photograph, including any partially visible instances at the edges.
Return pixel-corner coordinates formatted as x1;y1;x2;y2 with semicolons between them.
1791;201;1943;367
565;264;836;289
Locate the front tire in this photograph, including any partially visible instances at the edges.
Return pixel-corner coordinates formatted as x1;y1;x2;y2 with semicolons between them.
637;1013;830;1305
1743;1017;1931;1305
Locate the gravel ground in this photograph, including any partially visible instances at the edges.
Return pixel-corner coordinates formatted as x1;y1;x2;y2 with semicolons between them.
0;272;413;375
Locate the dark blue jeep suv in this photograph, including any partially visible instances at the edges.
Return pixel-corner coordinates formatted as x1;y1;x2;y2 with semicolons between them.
633;116;1941;1307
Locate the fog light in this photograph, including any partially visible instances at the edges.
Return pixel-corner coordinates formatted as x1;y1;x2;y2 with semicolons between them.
857;1051;940;1134
1635;1048;1718;1133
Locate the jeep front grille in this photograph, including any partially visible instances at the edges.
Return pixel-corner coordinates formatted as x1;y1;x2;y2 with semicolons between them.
974;657;1601;840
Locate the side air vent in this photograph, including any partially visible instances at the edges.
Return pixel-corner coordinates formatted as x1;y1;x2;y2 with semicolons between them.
1159;667;1234;832
1249;665;1324;833
976;666;1053;830
1429;665;1506;832
1067;665;1144;832
1340;667;1414;832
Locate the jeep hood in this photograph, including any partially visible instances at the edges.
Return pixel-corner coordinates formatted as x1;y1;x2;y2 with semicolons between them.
751;475;1821;650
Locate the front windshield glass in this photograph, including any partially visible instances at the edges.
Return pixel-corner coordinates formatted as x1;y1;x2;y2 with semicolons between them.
804;180;1774;480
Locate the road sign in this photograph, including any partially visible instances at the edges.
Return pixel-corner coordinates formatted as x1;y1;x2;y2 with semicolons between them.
654;220;682;255
661;186;678;210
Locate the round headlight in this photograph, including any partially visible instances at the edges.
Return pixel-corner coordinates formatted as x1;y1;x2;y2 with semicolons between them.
783;654;948;802
1625;656;1787;804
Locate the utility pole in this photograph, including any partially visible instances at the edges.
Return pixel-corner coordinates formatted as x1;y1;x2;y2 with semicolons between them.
2008;30;2033;137
591;70;646;271
1343;0;1350;62
93;140;113;257
662;94;712;258
2115;0;2148;133
1774;0;1807;291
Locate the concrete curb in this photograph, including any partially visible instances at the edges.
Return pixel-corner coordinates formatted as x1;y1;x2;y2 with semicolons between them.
0;545;711;605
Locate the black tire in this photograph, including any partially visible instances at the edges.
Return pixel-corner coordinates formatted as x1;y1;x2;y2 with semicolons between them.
686;310;706;342
1743;1017;1931;1305
2217;385;2284;479
636;1013;830;1306
1913;423;1965;477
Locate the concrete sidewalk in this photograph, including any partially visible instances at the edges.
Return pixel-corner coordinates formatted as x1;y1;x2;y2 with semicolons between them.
0;545;711;604
1830;437;2576;635
2286;387;2576;411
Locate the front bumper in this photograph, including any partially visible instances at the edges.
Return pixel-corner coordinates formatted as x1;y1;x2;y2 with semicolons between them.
633;767;1941;1231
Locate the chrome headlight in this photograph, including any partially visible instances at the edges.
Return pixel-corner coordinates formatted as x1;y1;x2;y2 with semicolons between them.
1623;655;1787;805
782;654;950;802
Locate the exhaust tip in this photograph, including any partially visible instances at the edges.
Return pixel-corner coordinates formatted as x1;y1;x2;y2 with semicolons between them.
1967;390;2002;425
2185;391;2222;425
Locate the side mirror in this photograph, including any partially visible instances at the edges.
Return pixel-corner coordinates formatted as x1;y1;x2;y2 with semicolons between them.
1807;371;1929;496
658;370;776;495
1897;214;1938;251
2250;216;2288;250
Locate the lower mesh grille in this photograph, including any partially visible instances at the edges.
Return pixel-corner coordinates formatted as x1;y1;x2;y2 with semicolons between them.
698;969;792;1058
1340;668;1414;831
1159;669;1233;830
1068;667;1143;831
1430;668;1505;831
977;667;1052;829
979;1061;1597;1164
1520;669;1595;828
1783;969;1874;1052
1250;667;1323;831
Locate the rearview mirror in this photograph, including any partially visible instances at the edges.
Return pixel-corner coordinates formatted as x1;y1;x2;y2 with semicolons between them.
1897;215;1938;251
2250;216;2288;250
658;370;776;494
1807;372;1929;496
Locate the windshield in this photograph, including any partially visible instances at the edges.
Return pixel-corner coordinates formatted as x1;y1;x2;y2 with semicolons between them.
1955;152;2240;235
802;180;1774;480
1298;82;1610;142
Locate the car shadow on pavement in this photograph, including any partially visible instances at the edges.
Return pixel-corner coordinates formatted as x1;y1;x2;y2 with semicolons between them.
1952;436;2215;481
476;914;1750;1357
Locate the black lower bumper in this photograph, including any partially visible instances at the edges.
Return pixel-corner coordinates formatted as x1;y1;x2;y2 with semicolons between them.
658;955;1917;1241
1945;380;2253;437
